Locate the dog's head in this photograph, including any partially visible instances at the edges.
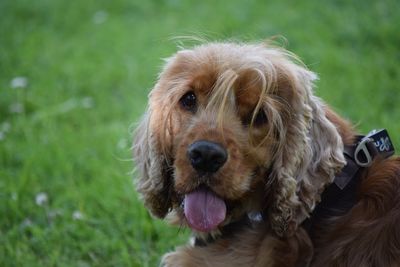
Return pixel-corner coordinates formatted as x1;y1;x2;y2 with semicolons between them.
134;42;345;236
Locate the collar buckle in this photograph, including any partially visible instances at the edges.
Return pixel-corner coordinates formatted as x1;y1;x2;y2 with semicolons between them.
336;129;395;190
354;137;376;167
353;129;395;168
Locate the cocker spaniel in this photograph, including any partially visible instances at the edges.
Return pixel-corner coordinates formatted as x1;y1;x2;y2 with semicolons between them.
134;41;400;267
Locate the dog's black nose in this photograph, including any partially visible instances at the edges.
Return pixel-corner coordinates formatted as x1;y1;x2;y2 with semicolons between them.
187;141;227;173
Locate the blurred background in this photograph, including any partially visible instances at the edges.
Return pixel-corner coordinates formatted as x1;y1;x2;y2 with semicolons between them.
1;0;399;266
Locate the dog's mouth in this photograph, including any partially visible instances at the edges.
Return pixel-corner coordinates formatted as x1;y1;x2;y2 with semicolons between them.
183;186;227;232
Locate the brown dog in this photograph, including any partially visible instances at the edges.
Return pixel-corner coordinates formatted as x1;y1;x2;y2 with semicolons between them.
134;42;400;267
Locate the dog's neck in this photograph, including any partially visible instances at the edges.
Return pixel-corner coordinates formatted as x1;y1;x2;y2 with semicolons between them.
193;215;256;247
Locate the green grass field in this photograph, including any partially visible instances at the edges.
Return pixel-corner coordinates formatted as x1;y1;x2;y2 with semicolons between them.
1;0;399;266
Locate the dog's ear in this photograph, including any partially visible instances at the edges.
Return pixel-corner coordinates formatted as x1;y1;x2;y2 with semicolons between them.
133;51;191;219
268;59;346;236
134;108;172;219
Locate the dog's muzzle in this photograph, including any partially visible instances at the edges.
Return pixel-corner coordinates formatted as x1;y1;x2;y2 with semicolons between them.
187;140;227;173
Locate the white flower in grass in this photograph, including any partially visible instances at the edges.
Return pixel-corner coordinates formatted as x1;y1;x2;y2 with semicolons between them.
11;192;18;201
77;260;91;267
1;122;11;132
117;138;128;150
9;103;24;114
35;192;48;206
81;97;94;109
72;210;84;220
20;218;33;229
92;10;108;24
0;122;11;141
10;76;28;89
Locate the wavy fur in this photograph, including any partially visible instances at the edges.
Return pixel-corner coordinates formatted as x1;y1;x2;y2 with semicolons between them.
133;41;399;267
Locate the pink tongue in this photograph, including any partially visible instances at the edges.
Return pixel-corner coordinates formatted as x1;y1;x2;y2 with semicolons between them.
184;188;226;232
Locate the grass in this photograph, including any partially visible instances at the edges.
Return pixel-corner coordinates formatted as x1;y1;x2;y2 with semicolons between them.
1;0;399;266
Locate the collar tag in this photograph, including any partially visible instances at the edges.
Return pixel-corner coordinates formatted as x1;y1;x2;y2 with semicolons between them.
354;129;395;167
336;129;395;189
367;129;395;156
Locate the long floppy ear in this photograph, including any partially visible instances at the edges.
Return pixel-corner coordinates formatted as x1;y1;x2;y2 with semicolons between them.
133;109;173;218
133;51;190;219
268;60;346;236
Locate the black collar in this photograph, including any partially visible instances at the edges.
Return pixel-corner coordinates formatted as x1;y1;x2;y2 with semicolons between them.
194;216;252;247
303;129;395;237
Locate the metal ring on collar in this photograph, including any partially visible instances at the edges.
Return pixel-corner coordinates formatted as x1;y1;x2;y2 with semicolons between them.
354;137;374;167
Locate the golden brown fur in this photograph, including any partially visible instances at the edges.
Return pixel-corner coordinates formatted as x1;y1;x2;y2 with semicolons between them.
134;41;400;266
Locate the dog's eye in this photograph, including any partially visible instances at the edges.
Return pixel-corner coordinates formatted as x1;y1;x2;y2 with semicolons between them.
243;108;268;127
180;91;197;112
243;109;267;127
253;109;268;126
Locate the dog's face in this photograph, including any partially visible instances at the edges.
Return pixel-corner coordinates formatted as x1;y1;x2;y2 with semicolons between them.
135;42;345;236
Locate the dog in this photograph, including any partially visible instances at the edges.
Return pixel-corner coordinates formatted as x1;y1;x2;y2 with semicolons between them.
134;41;400;267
